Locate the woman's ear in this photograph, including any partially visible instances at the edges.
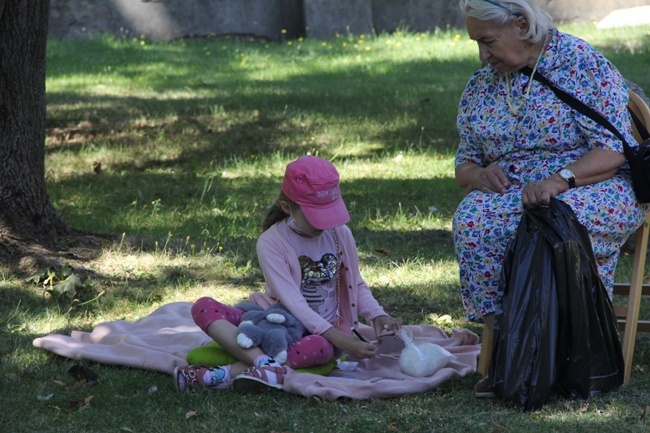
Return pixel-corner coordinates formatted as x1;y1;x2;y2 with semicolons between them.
278;200;291;215
515;16;529;35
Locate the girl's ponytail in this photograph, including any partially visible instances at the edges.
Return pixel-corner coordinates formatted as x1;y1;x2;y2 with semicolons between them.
261;192;293;232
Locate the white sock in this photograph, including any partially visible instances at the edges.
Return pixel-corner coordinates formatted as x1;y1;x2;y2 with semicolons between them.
202;365;231;388
254;355;280;368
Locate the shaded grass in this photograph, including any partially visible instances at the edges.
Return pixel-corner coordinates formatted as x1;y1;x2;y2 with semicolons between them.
1;23;650;433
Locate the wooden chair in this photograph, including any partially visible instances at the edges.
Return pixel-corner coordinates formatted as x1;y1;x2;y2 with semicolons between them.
477;90;650;382
613;89;650;385
477;325;492;377
614;213;650;385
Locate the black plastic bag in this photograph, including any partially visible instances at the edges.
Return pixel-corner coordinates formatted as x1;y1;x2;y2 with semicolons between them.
489;199;624;411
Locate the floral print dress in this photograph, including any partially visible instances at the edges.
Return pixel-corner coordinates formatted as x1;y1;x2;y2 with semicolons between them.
454;30;649;322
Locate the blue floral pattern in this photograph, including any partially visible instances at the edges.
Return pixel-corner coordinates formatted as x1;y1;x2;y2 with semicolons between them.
454;30;649;322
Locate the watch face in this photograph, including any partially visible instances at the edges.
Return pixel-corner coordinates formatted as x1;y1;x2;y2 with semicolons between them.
559;168;576;188
559;169;574;180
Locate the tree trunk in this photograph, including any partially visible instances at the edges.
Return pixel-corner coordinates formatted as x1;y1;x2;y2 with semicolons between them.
0;0;67;264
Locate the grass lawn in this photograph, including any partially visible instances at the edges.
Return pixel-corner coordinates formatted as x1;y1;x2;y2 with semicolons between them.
1;23;650;433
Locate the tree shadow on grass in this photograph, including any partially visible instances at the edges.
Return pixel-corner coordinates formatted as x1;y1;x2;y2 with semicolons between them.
45;47;477;160
49;165;462;252
40;39;472;321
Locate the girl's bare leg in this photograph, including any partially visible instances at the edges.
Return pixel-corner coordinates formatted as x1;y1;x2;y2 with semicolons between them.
205;320;265;376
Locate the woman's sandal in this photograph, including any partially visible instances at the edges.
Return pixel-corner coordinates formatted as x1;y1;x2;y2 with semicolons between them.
474;375;496;399
174;364;214;392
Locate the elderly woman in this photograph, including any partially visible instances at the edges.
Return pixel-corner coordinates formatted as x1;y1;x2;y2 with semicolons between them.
453;0;649;394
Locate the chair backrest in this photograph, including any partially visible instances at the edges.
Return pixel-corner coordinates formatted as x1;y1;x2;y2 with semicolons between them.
628;90;650;144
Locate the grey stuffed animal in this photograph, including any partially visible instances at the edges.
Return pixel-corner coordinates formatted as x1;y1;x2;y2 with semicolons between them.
234;302;305;364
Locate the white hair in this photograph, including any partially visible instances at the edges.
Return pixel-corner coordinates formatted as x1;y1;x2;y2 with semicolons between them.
459;0;553;43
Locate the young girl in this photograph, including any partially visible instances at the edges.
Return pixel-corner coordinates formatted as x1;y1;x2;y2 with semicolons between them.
175;155;401;394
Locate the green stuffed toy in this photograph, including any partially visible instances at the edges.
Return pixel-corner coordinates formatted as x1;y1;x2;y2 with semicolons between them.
187;341;337;376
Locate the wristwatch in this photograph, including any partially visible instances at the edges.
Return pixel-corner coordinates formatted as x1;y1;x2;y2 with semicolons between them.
558;168;576;188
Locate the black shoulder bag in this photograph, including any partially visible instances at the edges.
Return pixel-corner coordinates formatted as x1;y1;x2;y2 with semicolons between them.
521;67;650;204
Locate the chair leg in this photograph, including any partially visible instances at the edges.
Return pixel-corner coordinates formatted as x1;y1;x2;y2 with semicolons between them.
477;325;492;377
620;218;649;385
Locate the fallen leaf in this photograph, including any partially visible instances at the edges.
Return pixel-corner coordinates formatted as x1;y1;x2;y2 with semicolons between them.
375;248;391;255
185;410;198;419
53;380;68;388
641;405;650;420
69;395;93;411
7;323;28;333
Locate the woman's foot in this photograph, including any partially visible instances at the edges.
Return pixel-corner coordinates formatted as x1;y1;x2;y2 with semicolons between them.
474;376;496;398
174;364;231;392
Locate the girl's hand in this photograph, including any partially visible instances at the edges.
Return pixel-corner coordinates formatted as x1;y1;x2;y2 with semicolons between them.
340;334;377;360
322;327;377;359
372;315;402;337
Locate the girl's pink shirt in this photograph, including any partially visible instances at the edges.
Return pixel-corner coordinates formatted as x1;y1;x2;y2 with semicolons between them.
251;223;387;336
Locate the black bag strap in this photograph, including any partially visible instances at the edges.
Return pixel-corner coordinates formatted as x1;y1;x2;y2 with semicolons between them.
520;66;649;156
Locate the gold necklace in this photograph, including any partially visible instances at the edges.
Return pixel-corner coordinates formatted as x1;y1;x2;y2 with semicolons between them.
505;35;549;115
331;228;342;330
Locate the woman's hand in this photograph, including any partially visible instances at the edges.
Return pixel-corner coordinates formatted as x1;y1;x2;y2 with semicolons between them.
456;162;511;195
522;148;624;208
521;174;567;208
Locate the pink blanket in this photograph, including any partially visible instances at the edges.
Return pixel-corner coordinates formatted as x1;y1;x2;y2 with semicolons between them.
33;302;480;399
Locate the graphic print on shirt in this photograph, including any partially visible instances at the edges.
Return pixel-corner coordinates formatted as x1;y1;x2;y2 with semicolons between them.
298;253;338;314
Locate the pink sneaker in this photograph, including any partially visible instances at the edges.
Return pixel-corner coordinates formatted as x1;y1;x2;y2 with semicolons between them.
174;364;230;392
232;365;286;394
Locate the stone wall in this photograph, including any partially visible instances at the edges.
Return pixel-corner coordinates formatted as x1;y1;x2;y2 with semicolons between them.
49;0;304;41
303;0;374;39
372;0;466;34
48;0;650;41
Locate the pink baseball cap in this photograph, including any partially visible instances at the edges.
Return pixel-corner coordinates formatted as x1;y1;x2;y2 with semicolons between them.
281;155;350;230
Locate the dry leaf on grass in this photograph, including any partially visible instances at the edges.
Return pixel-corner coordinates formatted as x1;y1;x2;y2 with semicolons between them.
53;380;68;389
69;395;93;411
